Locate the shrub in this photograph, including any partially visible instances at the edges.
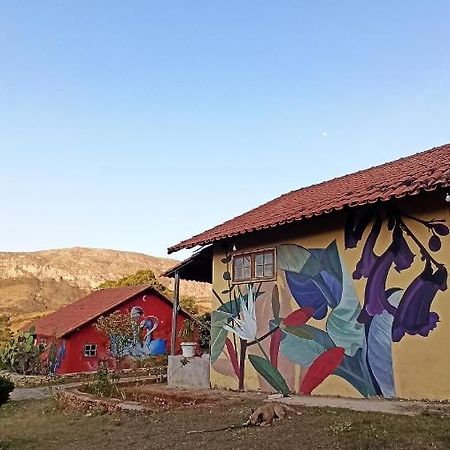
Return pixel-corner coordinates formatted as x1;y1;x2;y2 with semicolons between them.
198;312;211;351
96;311;134;369
0;328;43;375
0;376;14;407
179;295;200;316
85;363;120;397
179;319;196;342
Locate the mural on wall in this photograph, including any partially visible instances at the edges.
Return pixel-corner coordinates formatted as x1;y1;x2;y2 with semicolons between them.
96;307;166;360
43;338;65;375
211;207;449;397
127;306;166;357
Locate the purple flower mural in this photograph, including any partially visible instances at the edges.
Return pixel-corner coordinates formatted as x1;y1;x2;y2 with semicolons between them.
353;214;382;280
392;262;447;341
210;207;448;399
347;208;448;396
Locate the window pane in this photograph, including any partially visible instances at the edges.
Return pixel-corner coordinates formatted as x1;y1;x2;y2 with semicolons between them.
264;252;273;264
255;264;264;278
234;254;252;281
264;264;274;277
255;254;264;265
85;344;97;357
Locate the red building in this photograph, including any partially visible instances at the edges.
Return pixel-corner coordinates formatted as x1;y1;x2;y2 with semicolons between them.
29;284;192;374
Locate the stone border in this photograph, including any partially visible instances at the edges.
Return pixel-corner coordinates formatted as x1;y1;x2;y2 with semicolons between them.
56;388;151;413
1;365;167;388
53;376;165;414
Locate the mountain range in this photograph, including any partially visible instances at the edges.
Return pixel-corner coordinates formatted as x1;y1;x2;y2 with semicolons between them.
0;247;210;330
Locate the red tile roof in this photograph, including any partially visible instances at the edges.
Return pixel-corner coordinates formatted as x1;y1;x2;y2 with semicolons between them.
29;285;174;338
168;143;450;253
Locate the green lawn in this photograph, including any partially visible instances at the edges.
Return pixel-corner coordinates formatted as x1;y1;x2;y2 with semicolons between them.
1;398;449;449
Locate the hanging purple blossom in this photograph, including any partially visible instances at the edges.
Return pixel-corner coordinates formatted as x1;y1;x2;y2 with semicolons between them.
360;225;414;318
392;262;448;342
353;215;382;280
345;208;375;249
361;248;396;317
391;225;415;272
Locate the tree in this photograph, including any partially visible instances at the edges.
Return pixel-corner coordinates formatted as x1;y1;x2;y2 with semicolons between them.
97;269;201;316
97;269;168;292
96;311;134;369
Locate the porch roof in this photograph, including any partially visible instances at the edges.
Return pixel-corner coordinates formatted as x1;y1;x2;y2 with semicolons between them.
162;246;213;283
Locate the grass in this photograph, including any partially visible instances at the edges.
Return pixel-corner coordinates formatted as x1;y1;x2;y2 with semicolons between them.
0;397;449;450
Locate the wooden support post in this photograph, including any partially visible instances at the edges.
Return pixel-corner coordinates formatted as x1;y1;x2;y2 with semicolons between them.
170;270;180;356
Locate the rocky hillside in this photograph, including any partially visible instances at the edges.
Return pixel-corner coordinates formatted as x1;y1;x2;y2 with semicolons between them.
0;247;211;329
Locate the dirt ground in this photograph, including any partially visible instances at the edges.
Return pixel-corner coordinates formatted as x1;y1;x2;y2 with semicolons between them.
1;387;450;450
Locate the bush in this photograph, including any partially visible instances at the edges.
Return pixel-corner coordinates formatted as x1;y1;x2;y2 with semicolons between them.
0;376;14;407
0;328;43;375
179;319;196;342
198;312;211;351
85;363;120;397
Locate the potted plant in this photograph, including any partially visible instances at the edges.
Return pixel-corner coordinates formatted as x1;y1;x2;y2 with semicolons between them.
179;319;197;357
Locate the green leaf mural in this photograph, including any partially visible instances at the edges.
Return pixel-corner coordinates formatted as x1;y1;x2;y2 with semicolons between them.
277;244;311;273
280;324;335;367
326;256;365;357
283;326;314;340
210;310;233;363
334;347;377;397
218;298;241;317
366;289;402;398
315;241;343;284
248;354;290;395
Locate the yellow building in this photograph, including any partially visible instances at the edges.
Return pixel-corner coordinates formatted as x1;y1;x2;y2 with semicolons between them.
167;144;450;400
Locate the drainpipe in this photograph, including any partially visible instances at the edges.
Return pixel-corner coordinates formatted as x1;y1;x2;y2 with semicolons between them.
170;270;180;355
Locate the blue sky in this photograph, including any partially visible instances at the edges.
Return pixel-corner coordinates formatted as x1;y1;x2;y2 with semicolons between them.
1;1;449;260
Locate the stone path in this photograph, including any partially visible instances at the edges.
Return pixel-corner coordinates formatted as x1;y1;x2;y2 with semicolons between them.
10;375;158;402
11;382;450;417
276;394;450;416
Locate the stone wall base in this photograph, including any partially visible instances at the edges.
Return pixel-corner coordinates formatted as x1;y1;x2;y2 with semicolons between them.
167;354;210;390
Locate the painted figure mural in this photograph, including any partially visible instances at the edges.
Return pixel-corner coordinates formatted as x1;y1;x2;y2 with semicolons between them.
100;307;167;360
211;207;449;398
127;306;166;357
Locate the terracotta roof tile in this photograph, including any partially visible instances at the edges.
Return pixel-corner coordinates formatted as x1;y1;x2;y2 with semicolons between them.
29;285;167;338
168;143;450;253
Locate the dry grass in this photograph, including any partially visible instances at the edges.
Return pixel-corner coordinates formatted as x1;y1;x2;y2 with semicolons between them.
1;395;449;450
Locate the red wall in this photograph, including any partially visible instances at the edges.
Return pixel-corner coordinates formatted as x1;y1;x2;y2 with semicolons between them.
39;291;189;374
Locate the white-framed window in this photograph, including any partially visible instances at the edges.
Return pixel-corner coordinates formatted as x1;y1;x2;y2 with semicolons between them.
84;343;97;357
232;248;275;283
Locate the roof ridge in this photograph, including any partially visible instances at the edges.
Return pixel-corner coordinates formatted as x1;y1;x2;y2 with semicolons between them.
277;144;447;198
168;142;450;253
29;284;153;338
